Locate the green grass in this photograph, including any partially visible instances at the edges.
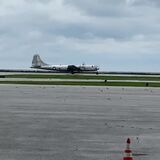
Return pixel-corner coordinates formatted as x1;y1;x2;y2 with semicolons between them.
4;74;160;81
0;80;159;87
1;73;160;87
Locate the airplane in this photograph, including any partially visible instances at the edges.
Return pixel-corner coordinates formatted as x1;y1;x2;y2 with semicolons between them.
31;54;99;74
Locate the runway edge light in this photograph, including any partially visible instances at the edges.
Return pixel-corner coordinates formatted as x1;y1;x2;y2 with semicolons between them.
123;138;133;160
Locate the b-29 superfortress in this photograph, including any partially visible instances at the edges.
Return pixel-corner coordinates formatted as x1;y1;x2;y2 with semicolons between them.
31;54;99;74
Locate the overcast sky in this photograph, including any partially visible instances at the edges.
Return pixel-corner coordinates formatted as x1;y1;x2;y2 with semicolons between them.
0;0;160;71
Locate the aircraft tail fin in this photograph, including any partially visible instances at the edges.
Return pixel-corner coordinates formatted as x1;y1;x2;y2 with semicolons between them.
32;54;48;68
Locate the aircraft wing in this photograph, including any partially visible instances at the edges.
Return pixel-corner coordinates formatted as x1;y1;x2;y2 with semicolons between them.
67;65;81;72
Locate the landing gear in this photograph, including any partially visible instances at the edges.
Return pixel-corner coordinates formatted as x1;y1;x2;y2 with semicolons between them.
71;71;75;74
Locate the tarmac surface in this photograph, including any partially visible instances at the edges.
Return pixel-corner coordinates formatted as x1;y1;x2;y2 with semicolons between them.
0;85;160;160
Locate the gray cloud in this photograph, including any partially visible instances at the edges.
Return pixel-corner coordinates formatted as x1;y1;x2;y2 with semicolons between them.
0;0;160;71
128;0;160;6
65;0;131;17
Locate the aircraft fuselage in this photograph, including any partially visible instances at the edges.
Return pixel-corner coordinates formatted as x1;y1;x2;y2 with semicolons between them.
31;54;99;73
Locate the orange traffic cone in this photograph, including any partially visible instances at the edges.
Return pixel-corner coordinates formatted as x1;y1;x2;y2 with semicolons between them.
123;138;133;160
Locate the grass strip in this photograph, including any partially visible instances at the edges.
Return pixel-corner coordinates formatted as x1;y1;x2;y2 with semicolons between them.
4;74;160;81
0;80;160;87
